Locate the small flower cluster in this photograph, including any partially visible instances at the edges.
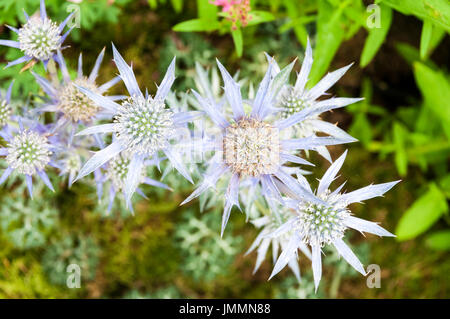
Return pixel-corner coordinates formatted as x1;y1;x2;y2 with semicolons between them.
211;0;252;29
0;1;399;292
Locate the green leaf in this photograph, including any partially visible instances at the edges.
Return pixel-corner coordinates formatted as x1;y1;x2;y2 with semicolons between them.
246;11;275;26
349;113;373;147
426;230;450;250
420;20;433;60
170;0;183;13
173;19;221;32
393;122;408;176
360;4;392;67
382;0;450;32
197;0;218;21
439;174;450;198
396;183;449;241
231;28;243;57
308;0;345;86
413;62;450;138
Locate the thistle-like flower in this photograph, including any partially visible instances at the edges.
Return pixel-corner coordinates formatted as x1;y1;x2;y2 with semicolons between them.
0;82;14;129
0;0;74;68
0;120;56;196
74;44;200;207
246;203;311;281
96;152;171;213
182;59;360;236
268;39;362;161
33;49;121;131
268;150;399;290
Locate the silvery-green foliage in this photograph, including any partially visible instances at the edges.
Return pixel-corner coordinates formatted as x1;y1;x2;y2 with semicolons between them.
175;210;242;282
274;274;324;299
41;234;100;285
0;183;57;249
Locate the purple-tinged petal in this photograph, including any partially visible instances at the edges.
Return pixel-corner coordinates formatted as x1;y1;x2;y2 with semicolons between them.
37;170;54;192
143;177;172;191
339;180;400;205
59;11;75;32
180;164;228;205
112;43;142;98
344;215;395;237
251;62;273;119
98;76;121;93
107;185;116;213
56;50;70;83
5;25;20;34
280;153;314;166
26;175;33;198
308;119;358;141
40;0;47;20
307;63;353;100
76;123;116;136
163;147;193;184
124;153;145;207
281;136;355;151
275;168;324;206
191;89;229;128
216;59;244;121
77;53;83;77
317;150;347;195
155;57;176;101
295;37;313;94
311;244;322;292
172;111;203;125
88;47;105;83
269;232;301;280
0;167;13;184
31;71;57;98
60;25;75;44
333;238;366;276
4;55;31;69
0;40;20;48
76;85;120;113
75;140;126;182
253;238;271;273
6;81;14;103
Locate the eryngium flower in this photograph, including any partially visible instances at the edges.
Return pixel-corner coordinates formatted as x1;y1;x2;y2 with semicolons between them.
269;39;361;161
182;59;360;236
74;44;199;206
0;0;74;68
0;82;14;128
97;153;171;212
0;121;55;196
33;49;121;128
246;204;311;282
269;150;399;290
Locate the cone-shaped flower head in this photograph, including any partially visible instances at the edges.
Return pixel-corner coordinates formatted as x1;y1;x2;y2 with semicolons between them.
0;120;56;197
268;150;400;290
267;39;363;161
0;0;74;68
74;44;199;208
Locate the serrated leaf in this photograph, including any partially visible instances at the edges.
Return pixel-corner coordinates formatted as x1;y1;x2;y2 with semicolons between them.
396;183;449;241
382;0;450;32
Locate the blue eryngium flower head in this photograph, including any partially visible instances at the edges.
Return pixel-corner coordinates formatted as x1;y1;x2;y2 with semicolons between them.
266;38;363;161
268;150;400;291
32;49;121;129
181;58;360;237
0;0;74;68
74;44;199;207
0;81;14;128
0;119;56;197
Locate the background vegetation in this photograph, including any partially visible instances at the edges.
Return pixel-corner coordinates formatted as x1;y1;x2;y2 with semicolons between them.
0;0;449;298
